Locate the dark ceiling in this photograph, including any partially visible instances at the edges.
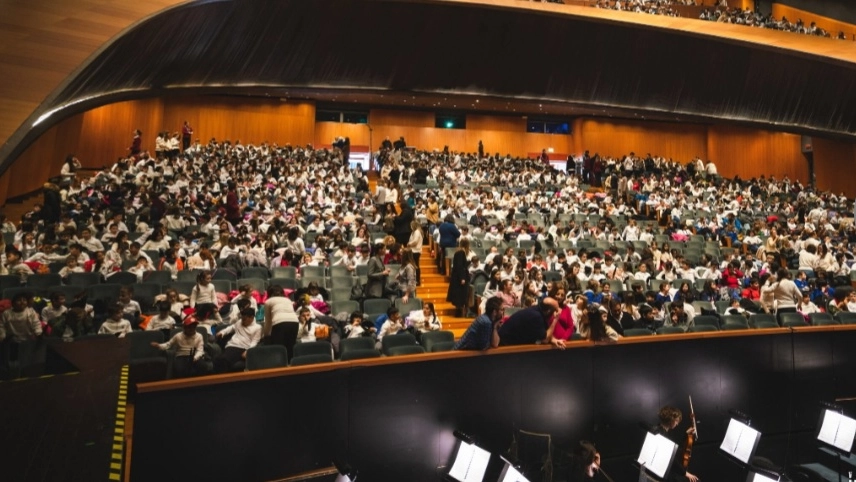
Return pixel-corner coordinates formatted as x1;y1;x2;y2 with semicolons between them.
5;0;856;173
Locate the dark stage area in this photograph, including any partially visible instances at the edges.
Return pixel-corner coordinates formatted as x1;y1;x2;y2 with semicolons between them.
131;327;856;482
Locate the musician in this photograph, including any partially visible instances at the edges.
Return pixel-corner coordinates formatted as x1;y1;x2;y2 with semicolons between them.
652;406;699;482
567;441;604;482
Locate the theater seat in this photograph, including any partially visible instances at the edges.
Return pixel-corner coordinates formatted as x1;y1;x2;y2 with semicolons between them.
623;328;654;337
420;330;454;353
246;345;289;371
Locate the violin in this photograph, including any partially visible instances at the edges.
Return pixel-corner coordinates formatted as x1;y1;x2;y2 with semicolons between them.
682;395;698;469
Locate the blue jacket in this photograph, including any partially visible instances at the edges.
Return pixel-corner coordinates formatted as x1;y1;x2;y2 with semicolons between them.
437;222;460;248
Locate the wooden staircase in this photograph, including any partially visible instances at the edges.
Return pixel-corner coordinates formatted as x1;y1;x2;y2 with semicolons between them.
417;246;471;339
366;170;471;338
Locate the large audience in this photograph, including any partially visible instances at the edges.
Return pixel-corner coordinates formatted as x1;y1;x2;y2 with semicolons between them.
1;128;855;377
592;0;848;40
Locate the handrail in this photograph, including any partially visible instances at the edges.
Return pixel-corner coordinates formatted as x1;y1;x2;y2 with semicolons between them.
137;323;856;393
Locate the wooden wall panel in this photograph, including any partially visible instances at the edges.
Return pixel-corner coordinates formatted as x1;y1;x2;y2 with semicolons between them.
162;97;315;148
576;119;709;161
772;3;856;40
813;137;856;197
314;122;370;148
77;98;164;167
707;126;807;182
5;96;844;208
467;114;525;132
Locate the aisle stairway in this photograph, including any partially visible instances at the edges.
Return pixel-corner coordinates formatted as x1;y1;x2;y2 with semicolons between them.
416;246;472;339
366;171;471;339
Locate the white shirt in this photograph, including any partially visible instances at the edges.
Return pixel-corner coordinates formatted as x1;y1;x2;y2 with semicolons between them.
219;321;262;350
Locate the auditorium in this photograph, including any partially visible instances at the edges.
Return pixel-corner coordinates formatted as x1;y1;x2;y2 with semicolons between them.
1;1;856;481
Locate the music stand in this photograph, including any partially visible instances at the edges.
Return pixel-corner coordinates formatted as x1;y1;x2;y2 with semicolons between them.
719;418;762;467
636;431;679;481
745;470;779;482
496;456;531;482
447;440;491;482
815;407;856;482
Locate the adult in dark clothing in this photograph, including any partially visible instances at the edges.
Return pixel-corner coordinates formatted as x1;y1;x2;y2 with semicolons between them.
469;208;487;228
437;215;461;249
41;182;61;226
497;297;564;348
447;239;471;317
225;182;242;226
605;299;632;336
478;140;484;159
181;121;193;151
380;137;393;151
651;406;699;482
393;136;406;151
437;215;460;275
129;129;142;157
365;243;390;299
413;163;429;184
389;165;401;185
393;201;414;245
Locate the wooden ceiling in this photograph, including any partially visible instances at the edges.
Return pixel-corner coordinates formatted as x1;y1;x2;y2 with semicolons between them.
1;0;855;176
0;0;186;156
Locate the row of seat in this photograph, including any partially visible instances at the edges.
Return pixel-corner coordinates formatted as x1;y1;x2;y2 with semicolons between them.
126;330;456;383
622;312;856;337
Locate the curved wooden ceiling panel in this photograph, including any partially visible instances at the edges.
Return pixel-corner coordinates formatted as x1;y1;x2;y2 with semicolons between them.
1;0;855;175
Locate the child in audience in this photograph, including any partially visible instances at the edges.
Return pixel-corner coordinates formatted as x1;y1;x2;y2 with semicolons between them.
98;304;132;338
150;316;211;377
146;301;178;336
0;293;42;344
117;286;141;327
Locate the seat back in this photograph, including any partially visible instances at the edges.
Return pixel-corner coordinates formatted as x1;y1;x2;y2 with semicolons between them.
623;328;653;337
241;267;270;280
689;324;719;332
66;273;101;287
387;345;426;356
293;341;333;360
395;297;423;314
246;345;289;370
420;330;454;353
430;340;456;352
339;337;377;359
809;313;838;326
656;326;686;335
106;272;138;286
340;349;382;361
271;267;298;280
26;273;63;289
363;298;391;317
749;314;778;328
290;353;334;366
143;271;174;285
331;300;360;316
127;330;165;360
236;278;267;294
835;312;856;325
779;312;808;327
381;332;418;355
693;315;720;329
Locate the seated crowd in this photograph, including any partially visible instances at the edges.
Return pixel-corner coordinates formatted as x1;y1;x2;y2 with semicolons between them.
592;0;848;40
0;131;855;378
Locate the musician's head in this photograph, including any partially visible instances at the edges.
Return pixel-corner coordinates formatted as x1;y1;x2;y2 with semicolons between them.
659;406;682;429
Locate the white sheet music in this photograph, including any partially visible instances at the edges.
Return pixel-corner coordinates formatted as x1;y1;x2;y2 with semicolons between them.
637;432;677;478
817;409;856;452
498;463;530;482
719;419;760;464
448;441;490;482
749;472;779;482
